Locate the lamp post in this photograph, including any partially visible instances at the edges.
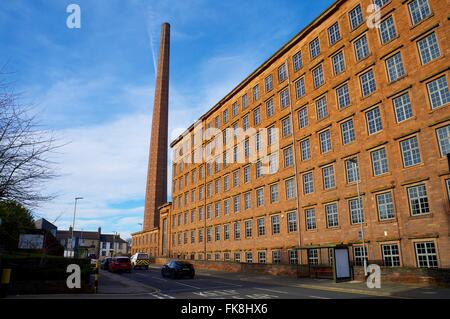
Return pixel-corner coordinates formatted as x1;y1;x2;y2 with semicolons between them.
70;197;83;258
138;223;143;232
349;158;367;275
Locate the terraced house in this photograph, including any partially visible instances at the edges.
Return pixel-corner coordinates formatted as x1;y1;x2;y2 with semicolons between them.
148;0;450;270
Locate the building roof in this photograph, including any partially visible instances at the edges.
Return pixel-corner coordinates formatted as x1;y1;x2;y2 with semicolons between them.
100;234;127;244
34;218;57;231
170;0;345;148
56;230;100;240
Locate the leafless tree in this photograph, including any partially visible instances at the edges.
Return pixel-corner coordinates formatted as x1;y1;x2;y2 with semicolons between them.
0;70;59;207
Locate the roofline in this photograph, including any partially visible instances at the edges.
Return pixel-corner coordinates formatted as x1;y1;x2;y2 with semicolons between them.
170;0;345;148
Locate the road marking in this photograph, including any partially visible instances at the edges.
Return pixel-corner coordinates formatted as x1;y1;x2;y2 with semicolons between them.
150;292;175;299
173;281;202;289
207;280;243;287
254;287;289;294
308;295;331;299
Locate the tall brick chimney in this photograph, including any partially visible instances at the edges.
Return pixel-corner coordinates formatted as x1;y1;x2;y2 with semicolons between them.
143;23;170;230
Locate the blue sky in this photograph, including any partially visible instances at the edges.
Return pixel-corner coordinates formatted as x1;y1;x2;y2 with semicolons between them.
0;0;334;239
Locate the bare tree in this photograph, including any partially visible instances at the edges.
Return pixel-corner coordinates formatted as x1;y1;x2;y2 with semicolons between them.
0;70;59;207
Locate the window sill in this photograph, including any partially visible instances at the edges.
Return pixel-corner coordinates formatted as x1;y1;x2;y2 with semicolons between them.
387;74;408;86
408;213;432;221
381;35;400;47
429;103;450;114
377;218;396;224
409;13;435;31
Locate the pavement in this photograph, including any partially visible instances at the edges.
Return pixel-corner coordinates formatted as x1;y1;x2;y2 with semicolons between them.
6;265;450;299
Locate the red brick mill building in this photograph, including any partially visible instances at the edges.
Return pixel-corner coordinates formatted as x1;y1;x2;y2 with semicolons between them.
132;0;450;279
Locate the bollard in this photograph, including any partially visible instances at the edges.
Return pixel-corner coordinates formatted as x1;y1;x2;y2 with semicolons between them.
94;260;99;294
0;268;12;298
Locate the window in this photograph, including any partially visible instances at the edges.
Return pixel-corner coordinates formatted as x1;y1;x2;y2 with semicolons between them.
253;107;261;125
349;4;364;30
285;178;296;199
284;147;293;167
287;211;298;232
198;229;203;243
418;32;440;64
341;118;355;145
360;69;376;97
349;197;364;224
382;244;400;267
308;249;318;265
266;98;274;117
379;16;397;44
293;51;303;72
243;115;249;131
371;147;389;176
336;83;350;109
408;0;431;25
215;179;220;194
268;126;276;146
258;217;266;236
245;252;253;264
224;199;230;215
305;208;316;230
244;192;251;210
233;195;241;213
294;77;306;100
244;165;251;183
427;76;450;109
215;226;220;241
280;89;290;109
300;138;311;161
244;139;250;157
272;250;281;264
322;166;335;190
376;191;395;221
400;136;421;167
366;106;383;135
258;251;266;264
415;242;438;268
298;107;308;128
256;160;263;178
278;64;287;83
374;0;390;8
303;172;314;195
224;175;230;191
325;203;339;228
270;183;279;203
207;227;212;242
207;204;212;219
232;102;238;117
215;202;221;218
345;158;359;184
332;51;345;75
436;125;450;156
313;64;324;88
319;129;332;153
354;34;370;61
407;184;429;216
353;246;367;266
290;250;299;265
278;119;290;140
315;96;328;120
265;75;273;92
224;224;230;240
256;188;265;207
234;252;241;263
234;222;241;240
253;84;260;102
271;215;280;234
393;93;413;123
328;22;341;45
199;207;204;220
233;170;239;187
386;53;405;82
223;109;229;124
245;220;252;238
309;38;320;59
269;153;278;174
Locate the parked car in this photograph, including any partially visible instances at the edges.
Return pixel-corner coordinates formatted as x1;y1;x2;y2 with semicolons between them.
109;256;132;273
100;257;112;270
130;253;150;270
161;260;195;279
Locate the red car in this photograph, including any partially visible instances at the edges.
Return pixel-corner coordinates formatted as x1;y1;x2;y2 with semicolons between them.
109;257;132;273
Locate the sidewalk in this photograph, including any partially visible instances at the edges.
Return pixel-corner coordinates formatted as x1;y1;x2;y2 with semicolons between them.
175;266;450;299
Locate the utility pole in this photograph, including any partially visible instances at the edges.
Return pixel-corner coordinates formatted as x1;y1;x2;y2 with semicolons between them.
70;197;83;258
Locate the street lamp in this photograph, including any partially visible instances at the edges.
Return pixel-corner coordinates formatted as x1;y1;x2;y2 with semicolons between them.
349;158;367;275
138;223;143;232
70;197;83;258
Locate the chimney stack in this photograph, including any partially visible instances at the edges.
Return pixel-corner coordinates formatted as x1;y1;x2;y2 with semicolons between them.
143;23;170;230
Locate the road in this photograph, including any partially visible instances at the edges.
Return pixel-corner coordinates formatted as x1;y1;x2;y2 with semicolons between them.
97;266;374;299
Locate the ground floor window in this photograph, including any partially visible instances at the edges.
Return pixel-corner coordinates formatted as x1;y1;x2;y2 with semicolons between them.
207;253;212;261
234;252;241;263
446;179;450;201
258;251;266;264
415;242;438;268
224;252;230;261
272;250;281;264
215;253;221;261
289;250;298;265
353;245;367;266
246;252;253;263
328;248;334;266
382;244;400;267
308;249;318;265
